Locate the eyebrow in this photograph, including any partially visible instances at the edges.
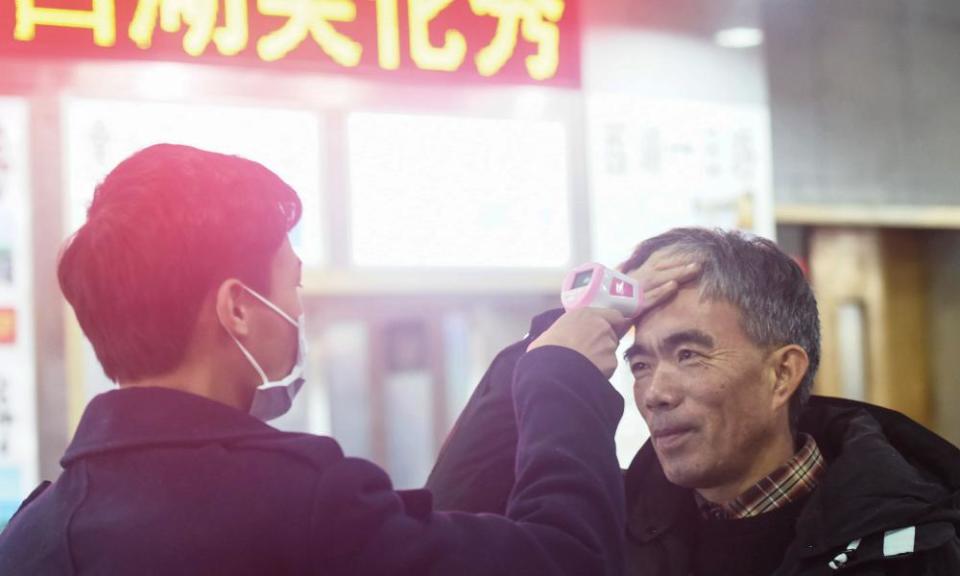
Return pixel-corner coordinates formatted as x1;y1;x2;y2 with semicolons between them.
623;329;716;361
623;343;651;361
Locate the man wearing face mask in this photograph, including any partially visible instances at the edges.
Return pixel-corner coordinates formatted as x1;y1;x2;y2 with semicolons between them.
0;144;699;575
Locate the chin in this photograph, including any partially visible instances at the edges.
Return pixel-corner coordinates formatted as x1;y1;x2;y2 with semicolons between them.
659;458;717;490
660;461;697;488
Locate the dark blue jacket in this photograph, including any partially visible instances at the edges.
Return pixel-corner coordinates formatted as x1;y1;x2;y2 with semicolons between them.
0;346;626;575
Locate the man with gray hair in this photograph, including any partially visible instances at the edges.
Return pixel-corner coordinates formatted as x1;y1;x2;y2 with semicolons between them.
427;227;960;575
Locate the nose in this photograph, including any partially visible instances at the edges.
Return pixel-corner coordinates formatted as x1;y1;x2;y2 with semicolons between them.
641;365;682;413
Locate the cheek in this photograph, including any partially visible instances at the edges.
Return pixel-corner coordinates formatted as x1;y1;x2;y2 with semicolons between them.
279;292;303;321
687;377;730;416
709;379;770;441
687;378;742;444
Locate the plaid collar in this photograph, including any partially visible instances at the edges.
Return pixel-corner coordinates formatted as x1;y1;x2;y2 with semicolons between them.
697;433;826;520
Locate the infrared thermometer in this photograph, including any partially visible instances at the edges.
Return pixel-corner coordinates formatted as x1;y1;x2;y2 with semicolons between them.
561;263;644;318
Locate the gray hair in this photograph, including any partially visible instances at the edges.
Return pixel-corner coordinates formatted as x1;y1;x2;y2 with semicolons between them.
619;228;820;431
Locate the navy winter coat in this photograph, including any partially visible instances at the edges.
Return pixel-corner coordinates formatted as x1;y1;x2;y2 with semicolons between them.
0;346;626;575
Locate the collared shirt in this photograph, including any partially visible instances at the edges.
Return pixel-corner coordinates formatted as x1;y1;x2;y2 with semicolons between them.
697;433;827;520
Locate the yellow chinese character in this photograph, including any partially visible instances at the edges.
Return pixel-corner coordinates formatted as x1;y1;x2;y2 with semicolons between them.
257;0;362;66
214;0;249;55
14;0;116;47
408;0;465;72
373;0;400;70
469;0;564;80
129;0;248;57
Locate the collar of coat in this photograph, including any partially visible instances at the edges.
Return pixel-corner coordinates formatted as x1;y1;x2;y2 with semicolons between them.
61;387;287;467
625;395;960;564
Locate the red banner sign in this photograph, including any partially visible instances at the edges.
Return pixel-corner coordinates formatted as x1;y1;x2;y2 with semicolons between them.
1;0;580;86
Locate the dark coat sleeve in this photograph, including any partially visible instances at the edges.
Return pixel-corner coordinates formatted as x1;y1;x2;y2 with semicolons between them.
309;345;626;576
424;309;564;514
920;536;960;576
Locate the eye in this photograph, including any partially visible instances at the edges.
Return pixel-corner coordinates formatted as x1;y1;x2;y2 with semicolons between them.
677;349;699;362
629;360;650;375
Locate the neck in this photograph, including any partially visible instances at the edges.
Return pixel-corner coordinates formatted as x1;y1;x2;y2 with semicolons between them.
121;357;250;412
696;428;797;505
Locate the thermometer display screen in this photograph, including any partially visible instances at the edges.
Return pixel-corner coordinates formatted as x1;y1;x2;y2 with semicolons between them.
572;271;594;289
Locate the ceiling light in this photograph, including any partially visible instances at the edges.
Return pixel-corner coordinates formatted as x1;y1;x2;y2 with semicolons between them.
714;27;764;49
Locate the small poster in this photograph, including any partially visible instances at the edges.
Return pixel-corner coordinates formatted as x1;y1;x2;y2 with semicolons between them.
0;96;37;529
0;308;15;345
587;95;774;266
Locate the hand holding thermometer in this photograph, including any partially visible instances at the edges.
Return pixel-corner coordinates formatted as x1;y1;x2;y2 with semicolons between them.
561;262;644;318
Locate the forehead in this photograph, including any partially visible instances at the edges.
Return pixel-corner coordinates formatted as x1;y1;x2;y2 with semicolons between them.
632;285;750;348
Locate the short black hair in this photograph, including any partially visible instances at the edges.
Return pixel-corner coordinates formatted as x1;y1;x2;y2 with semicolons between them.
620;228;820;431
58;144;301;383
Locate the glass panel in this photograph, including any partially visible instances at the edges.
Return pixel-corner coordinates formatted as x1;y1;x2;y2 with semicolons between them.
838;300;868;402
323;321;374;460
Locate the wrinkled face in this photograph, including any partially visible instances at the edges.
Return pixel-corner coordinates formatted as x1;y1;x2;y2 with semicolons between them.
626;285;783;493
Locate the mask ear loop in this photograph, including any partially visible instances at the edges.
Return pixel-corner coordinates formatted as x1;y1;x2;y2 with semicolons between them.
241;285;299;328
219;283;295;387
227;331;269;386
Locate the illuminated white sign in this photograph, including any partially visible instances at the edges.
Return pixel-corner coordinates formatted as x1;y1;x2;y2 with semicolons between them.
348;112;571;269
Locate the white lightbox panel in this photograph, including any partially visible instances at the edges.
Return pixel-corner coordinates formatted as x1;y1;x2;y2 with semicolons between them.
62;98;325;267
348;113;571;269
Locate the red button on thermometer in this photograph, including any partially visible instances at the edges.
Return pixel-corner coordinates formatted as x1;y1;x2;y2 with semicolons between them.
561;263;644;318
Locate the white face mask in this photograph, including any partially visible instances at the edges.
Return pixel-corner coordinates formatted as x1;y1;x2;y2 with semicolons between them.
225;285;307;421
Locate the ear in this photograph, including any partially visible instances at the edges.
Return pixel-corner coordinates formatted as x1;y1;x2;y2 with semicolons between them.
216;279;252;339
767;344;809;412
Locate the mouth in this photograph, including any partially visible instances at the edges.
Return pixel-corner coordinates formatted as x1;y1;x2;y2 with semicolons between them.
651;426;695;451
